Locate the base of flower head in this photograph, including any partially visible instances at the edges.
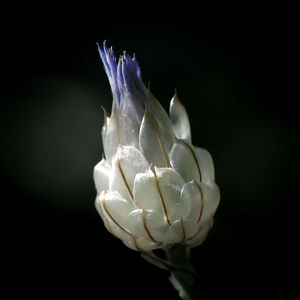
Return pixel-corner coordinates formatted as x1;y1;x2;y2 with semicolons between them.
94;143;219;252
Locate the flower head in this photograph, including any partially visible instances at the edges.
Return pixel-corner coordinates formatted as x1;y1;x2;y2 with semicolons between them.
94;42;220;251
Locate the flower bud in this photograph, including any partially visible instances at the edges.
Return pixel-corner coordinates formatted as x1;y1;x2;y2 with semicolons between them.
94;42;220;251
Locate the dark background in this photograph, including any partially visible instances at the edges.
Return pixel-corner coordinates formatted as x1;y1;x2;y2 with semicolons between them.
1;8;299;300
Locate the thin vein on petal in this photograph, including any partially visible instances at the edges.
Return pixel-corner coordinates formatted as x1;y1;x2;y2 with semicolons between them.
145;110;170;167
156;129;171;168
101;191;131;235
195;181;204;224
177;139;202;181
117;159;134;201
153;170;171;225
131;235;143;252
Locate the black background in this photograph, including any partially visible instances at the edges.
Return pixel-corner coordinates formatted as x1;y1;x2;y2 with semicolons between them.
1;7;299;300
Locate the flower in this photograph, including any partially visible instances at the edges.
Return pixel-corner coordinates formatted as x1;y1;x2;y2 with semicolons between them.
94;42;220;252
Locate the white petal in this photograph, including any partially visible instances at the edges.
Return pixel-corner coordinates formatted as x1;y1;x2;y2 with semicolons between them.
127;209;148;239
180;180;220;227
170;181;201;239
109;145;149;202
172;182;195;221
122;238;140;251
194;147;215;183
147;89;174;136
185;217;214;248
95;192;134;248
118;94;140;149
103;106;120;163
181;218;200;240
101;108;110;144
93;158;112;195
135;208;180;246
164;219;187;245
95;195;115;234
139;109;173;167
121;91;145;126
178;181;201;222
98;190;133;231
169;93;191;142
95;195;104;218
154;167;185;223
133;167;184;225
133;168;163;212
169;140;201;183
141;209;169;243
131;236;158;251
128;208;161;247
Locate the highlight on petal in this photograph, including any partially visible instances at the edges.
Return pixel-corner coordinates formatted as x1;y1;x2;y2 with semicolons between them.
95;191;137;250
147;89;174;136
109;145;149;202
93;158;112;195
133;168;164;212
130;209;183;247
127;209;161;251
169;93;191;142
101;107;110;144
102;105;120;163
139;109;173;167
194;146;215;183
97;190;133;233
117;98;140;149
169;139;202;183
153;167;185;224
139;209;169;244
171;182;195;221
180;180;220;227
133;167;184;225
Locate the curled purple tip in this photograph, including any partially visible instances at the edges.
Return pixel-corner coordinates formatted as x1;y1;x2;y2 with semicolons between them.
97;41;146;106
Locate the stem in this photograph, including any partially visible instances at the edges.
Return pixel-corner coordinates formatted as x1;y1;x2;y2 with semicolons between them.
164;246;197;300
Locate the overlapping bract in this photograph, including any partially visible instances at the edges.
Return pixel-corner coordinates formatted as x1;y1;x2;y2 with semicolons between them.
94;43;220;251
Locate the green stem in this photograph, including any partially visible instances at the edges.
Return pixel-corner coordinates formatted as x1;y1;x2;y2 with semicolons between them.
164;246;197;300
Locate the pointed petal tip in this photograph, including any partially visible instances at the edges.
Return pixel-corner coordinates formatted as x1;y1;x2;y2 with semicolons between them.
170;91;181;105
173;87;178;97
103;40;110;54
101;105;110;117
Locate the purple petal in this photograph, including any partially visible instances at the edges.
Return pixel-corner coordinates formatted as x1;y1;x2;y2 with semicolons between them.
97;41;147;108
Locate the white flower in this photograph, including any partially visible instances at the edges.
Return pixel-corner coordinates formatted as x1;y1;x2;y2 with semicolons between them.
94;42;220;252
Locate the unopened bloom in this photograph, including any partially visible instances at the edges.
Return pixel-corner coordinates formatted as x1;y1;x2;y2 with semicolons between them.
94;42;220;252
